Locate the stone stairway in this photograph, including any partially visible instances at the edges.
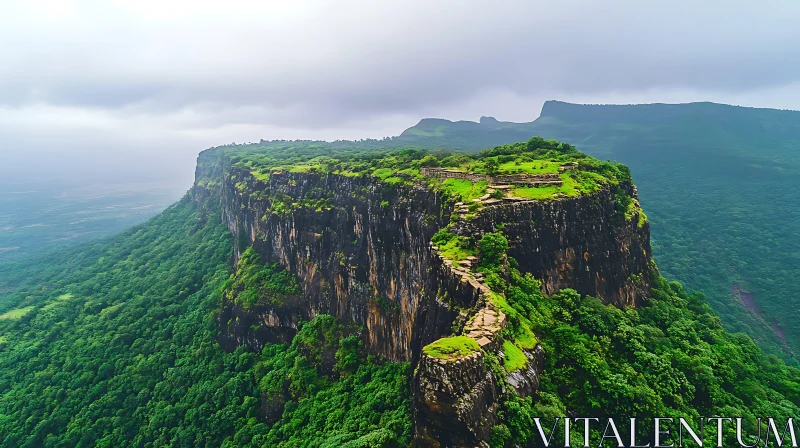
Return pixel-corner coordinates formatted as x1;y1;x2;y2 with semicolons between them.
430;242;506;353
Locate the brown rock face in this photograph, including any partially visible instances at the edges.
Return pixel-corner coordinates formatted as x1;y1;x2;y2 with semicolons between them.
216;293;304;352
414;351;499;447
505;345;545;398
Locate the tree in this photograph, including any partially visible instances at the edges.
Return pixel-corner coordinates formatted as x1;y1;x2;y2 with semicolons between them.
478;232;508;267
419;155;440;167
485;158;499;176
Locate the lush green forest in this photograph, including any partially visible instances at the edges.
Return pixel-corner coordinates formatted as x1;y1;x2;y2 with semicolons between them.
398;102;800;360
440;230;800;447
494;273;800;446
0;198;410;447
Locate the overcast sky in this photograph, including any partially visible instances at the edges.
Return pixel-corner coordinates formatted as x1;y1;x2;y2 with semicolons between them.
2;0;800;188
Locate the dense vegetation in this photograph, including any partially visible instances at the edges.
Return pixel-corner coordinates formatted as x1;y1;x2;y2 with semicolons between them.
431;231;800;447
250;315;412;447
222;247;300;309
492;273;800;446
399;101;800;361
0;198;410;447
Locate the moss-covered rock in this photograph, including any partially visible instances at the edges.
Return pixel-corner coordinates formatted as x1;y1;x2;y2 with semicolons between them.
422;336;480;361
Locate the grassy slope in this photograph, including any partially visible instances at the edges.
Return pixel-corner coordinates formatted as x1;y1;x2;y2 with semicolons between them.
423;336;480;360
398;102;800;361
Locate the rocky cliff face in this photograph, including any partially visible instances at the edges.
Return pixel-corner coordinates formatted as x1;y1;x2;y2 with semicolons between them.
413;342;545;447
216;289;305;352
214;167;466;362
456;183;653;308
414;349;499;446
192;160;655;445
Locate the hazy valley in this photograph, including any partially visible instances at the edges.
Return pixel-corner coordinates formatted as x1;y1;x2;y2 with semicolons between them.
0;178;185;260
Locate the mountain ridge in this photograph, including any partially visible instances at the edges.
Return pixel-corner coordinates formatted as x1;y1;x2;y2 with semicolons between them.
403;100;800;133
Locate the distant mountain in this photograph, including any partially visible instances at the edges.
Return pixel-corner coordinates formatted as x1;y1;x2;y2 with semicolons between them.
401;100;800;359
397;115;538;150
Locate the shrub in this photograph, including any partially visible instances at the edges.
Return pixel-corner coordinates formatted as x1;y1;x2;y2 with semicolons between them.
485;272;506;293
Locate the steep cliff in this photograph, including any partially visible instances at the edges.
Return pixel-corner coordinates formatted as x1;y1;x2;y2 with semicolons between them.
457;183;653;308
191;139;656;445
214;167;464;362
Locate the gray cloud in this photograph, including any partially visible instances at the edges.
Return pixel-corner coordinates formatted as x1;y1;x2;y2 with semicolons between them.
2;0;800;188
5;1;800;115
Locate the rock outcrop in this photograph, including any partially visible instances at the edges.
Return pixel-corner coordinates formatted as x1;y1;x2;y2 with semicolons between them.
216;291;305;352
414;349;499;447
413;243;507;447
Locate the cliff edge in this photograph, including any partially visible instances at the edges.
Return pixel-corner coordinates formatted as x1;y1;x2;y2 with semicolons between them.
190;137;655;446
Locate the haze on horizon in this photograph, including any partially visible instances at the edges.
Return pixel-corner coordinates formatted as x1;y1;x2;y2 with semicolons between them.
2;0;800;189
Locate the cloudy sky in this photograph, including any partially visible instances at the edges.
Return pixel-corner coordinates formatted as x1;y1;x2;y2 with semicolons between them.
2;0;800;187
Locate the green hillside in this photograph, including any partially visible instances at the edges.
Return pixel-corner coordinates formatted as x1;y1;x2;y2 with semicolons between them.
0;199;411;446
399;101;800;360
